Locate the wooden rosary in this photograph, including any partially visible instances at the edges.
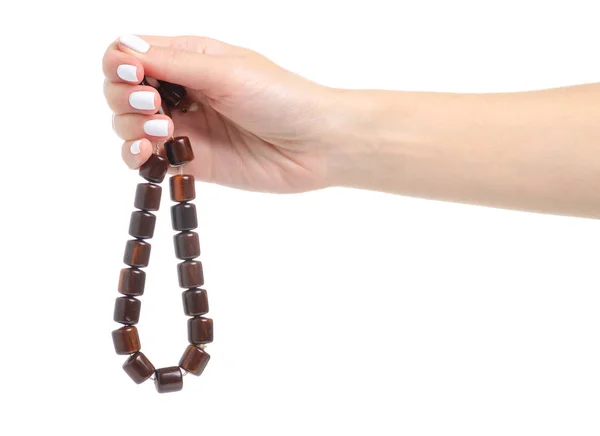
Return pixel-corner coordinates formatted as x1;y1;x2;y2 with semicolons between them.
112;79;212;393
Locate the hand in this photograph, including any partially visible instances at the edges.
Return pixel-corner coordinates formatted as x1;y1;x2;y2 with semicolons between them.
103;34;338;193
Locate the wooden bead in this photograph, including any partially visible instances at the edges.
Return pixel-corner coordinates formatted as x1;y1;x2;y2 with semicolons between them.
154;366;183;393
158;81;186;108
188;317;213;345
123;352;155;384
123;240;151;267
112;326;141;355
129;211;156;239
139;154;169;183
174;232;200;260
118;268;145;296
134;183;162;211
171;203;198;231
113;297;141;325
178;261;204;288
179;345;210;376
182;288;209;316
169;175;196;202
165;137;194;166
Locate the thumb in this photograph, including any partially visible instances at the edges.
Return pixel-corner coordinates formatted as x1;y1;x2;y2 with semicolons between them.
118;34;227;93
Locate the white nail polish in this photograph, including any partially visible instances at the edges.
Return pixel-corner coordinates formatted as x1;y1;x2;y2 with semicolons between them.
129;91;156;110
119;34;150;53
143;120;169;137
117;64;138;82
130;140;142;155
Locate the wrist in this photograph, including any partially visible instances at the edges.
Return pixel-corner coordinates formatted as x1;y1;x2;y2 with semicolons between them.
320;88;413;189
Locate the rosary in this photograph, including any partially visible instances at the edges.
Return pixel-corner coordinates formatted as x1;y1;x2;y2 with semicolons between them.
111;79;211;393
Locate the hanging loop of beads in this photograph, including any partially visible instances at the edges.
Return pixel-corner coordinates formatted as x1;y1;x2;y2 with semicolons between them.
112;79;212;394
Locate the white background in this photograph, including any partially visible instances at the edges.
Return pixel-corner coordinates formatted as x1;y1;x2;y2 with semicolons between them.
0;1;599;435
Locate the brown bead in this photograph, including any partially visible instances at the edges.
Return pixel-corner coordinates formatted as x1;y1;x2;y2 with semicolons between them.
182;288;209;316
165;137;194;166
123;240;151;267
139;154;169;183
113;297;141;325
179;345;210;376
134;183;162;211
158;81;186;108
118;268;145;296
171;203;198;231
129;211;156;239
169;175;196;202
178;261;204;288
123;352;155;384
174;232;200;260
154;366;183;393
188;317;213;345
112;326;141;355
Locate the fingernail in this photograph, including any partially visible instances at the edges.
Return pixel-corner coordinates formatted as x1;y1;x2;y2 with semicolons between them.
119;34;150;53
130;140;142;155
143;119;169;137
117;64;138;82
129;91;156;110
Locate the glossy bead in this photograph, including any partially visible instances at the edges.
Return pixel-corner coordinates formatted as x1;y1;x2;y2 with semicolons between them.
169;175;196;202
139;154;169;183
188;317;213;345
123;352;155;384
134;183;162;211
128;211;156;239
178;261;204;288
165;137;194;166
158;81;186;108
171;203;198;231
174;232;200;260
113;297;141;325
154;366;183;393
179;345;210;376
123;240;151;267
182;288;209;316
118;268;145;296
112;326;141;355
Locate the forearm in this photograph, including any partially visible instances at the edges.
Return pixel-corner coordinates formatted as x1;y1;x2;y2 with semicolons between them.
324;84;600;218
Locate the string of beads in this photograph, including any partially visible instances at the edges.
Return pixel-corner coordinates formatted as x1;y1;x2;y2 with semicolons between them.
112;80;212;393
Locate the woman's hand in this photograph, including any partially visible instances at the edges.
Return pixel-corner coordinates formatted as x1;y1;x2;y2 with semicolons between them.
103;34;338;193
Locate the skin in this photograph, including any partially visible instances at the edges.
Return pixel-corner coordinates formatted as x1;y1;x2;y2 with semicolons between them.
103;35;600;218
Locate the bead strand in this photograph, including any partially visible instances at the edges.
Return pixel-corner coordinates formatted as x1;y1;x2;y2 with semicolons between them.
167;136;213;378
112;79;212;393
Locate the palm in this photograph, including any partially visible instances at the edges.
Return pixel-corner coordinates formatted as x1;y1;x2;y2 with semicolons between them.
170;99;326;193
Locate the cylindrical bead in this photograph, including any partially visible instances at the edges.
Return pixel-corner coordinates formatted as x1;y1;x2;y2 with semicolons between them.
139;154;169;183
112;326;141;355
134;183;162;211
169;175;196;202
154;366;183;393
118;268;145;296
123;352;155;384
113;297;141;325
123;240;151;267
171;203;198;231
182;288;209;316
178;261;204;288
165;137;194;166
128;211;156;239
179;345;210;376
158;81;186;108
188;317;213;345
174;232;200;260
